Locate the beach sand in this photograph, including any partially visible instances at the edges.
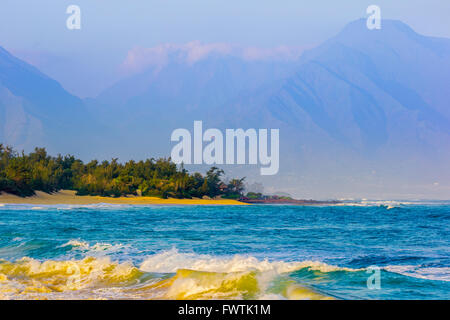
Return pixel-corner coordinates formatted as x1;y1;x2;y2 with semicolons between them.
0;190;247;206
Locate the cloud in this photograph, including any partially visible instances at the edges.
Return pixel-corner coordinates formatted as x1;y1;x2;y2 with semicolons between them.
120;41;232;75
183;41;233;63
120;41;309;76
241;45;306;61
120;44;172;75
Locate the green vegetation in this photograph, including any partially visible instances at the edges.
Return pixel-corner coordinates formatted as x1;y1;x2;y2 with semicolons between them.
0;144;245;199
245;192;264;200
243;192;292;200
221;178;246;199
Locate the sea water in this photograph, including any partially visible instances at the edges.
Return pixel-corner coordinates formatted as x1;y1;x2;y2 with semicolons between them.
0;201;449;299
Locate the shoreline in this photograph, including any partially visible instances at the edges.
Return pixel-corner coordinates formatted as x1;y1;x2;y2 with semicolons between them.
0;190;247;206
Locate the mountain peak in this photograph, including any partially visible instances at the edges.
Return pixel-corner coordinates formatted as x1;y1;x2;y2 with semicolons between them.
338;18;417;37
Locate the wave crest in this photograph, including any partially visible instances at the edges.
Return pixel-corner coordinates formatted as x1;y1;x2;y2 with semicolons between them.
140;248;359;274
0;256;141;299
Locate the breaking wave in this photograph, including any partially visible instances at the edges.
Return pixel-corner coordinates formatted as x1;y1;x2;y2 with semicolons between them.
139;248;358;274
0;248;359;300
1;246;449;300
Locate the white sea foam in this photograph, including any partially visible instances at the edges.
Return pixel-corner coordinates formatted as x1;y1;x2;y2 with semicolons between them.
384;265;450;282
337;199;450;207
54;203;130;210
336;200;404;208
138;249;343;300
0;203;141;211
139;248;359;274
61;240;131;256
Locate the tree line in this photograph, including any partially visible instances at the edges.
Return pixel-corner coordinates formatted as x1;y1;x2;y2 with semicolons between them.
0;144;245;199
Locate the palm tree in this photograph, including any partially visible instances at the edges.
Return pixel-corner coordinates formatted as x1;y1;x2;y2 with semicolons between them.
227;177;246;195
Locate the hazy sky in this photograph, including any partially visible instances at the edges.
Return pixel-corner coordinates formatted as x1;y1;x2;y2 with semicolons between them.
1;0;449;97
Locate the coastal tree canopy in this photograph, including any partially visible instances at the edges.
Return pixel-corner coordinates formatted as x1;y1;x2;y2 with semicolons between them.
0;144;245;199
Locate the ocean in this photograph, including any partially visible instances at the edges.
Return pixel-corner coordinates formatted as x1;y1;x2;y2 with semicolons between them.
0;201;449;299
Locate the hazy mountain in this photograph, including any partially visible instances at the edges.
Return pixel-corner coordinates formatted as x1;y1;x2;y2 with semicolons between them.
216;20;450;144
0;46;109;157
2;19;449;198
84;53;300;161
188;19;449;198
91;55;297;140
91;19;450;198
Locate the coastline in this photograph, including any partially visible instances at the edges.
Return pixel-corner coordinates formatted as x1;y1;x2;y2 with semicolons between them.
0;190;247;206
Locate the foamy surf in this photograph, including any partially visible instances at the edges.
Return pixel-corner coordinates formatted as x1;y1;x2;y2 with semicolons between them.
1;248;449;300
0;249;350;300
335;199;450;208
0;203;140;211
61;240;131;254
140;248;359;274
384;265;450;282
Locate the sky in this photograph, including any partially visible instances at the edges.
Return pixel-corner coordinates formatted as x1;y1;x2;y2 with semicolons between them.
1;0;449;97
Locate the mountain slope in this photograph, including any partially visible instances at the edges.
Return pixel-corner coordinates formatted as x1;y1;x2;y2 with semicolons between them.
0;46;98;156
219;20;450;149
211;19;450;197
87;20;450;198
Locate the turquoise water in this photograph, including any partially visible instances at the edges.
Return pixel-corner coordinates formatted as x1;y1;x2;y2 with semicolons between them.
0;202;449;299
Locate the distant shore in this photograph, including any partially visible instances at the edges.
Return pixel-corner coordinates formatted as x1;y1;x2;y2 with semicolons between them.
0;190;247;206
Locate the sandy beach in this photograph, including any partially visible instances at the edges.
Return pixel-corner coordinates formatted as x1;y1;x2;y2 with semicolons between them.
0;190;247;206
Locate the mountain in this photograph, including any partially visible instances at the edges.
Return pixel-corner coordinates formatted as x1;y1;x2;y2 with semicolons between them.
84;53;299;161
2;19;449;198
90;19;450;198
207;19;450;198
266;19;450;149
91;55;296;140
0;46;104;157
